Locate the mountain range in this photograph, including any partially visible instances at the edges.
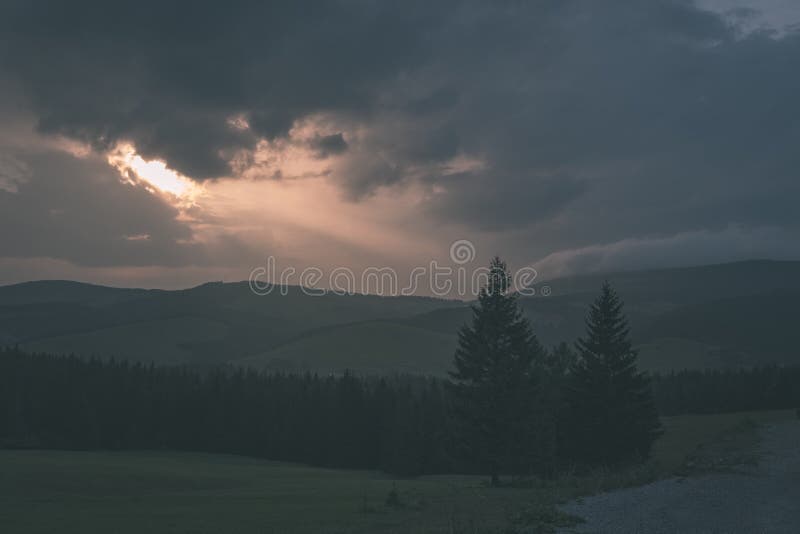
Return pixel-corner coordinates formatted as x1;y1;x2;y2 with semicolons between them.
1;260;798;375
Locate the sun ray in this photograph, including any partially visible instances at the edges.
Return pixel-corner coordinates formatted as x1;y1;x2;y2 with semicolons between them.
107;143;200;203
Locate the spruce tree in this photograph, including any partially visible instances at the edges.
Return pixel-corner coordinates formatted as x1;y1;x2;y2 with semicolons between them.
562;282;662;466
449;257;552;485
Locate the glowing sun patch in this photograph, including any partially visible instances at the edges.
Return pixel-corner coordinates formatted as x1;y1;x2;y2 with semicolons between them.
107;143;199;202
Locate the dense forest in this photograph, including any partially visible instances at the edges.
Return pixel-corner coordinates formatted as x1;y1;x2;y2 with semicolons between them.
2;346;798;476
0;348;452;475
652;366;800;416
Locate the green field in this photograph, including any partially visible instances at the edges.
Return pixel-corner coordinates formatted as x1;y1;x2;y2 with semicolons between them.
0;410;792;534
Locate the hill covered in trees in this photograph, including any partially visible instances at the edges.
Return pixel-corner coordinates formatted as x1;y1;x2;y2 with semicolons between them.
2;260;799;374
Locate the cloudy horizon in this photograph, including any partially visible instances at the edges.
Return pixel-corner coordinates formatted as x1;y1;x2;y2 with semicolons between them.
1;0;799;292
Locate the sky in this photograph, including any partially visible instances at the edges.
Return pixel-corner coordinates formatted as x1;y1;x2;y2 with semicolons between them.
0;0;799;292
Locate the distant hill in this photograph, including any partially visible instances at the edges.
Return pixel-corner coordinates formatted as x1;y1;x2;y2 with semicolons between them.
238;320;458;375
0;281;463;367
2;260;799;374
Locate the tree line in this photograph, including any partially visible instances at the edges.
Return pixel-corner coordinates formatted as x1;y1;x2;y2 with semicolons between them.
0;351;457;475
1;258;797;480
652;365;800;416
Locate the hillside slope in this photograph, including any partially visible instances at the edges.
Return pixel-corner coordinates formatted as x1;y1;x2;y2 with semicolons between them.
2;260;799;374
238;320;458;375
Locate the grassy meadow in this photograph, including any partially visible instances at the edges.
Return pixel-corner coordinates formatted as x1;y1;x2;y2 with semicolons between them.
0;410;791;534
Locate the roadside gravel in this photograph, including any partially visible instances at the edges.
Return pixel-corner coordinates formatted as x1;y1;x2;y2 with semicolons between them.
560;419;800;533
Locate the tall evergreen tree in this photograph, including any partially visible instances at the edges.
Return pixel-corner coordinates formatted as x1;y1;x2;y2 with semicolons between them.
562;282;662;466
449;257;553;485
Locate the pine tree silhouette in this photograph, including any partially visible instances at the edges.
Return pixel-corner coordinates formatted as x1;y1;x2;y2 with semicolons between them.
562;282;662;466
449;257;552;485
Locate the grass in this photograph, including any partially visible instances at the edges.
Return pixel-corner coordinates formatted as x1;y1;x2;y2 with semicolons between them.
654;409;790;473
0;410;792;534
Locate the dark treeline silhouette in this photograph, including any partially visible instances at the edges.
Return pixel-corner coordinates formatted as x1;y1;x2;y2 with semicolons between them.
652;365;800;416
0;348;452;475
2;347;799;476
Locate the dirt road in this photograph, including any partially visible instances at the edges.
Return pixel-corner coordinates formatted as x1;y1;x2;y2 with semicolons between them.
561;419;800;533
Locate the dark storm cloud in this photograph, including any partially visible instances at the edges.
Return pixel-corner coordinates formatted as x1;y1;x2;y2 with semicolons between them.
406;0;800;245
309;133;349;158
0;0;799;272
0;148;250;267
0;0;450;179
424;172;585;232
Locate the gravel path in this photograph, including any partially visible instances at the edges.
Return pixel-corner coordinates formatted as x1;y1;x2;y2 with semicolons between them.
560;419;800;533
